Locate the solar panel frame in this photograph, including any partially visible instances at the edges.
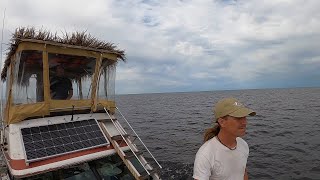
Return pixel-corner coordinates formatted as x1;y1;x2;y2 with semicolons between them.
20;119;110;163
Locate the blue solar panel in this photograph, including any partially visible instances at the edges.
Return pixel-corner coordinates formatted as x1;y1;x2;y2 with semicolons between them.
21;119;109;162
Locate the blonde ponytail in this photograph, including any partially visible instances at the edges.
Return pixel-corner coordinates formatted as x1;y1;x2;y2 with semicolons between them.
203;124;220;142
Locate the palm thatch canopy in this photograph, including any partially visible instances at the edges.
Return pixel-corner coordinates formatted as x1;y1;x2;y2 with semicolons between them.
1;27;126;81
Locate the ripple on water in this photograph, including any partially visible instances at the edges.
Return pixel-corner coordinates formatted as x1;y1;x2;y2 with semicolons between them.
280;145;307;154
274;130;294;137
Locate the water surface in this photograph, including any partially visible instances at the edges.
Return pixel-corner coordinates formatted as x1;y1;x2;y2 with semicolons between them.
116;88;320;179
1;88;320;179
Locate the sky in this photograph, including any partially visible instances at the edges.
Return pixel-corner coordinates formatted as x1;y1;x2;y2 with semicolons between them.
0;0;320;94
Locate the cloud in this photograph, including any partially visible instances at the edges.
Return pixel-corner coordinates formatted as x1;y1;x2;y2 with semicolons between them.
1;0;320;94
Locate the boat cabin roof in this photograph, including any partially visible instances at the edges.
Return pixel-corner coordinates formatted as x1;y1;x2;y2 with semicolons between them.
1;27;126;81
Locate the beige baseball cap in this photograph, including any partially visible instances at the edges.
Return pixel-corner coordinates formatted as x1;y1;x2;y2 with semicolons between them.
214;97;256;120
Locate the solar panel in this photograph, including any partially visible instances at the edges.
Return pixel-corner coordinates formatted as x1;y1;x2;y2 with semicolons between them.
21;119;109;163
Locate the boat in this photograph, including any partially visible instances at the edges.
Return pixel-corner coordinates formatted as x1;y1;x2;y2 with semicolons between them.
0;27;161;180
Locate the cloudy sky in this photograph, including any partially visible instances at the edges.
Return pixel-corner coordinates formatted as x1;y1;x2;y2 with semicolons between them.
1;0;320;94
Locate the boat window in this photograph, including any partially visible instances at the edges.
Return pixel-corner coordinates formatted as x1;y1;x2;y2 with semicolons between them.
15;154;134;180
5;67;10;97
98;59;116;101
17;171;55;180
16;163;96;180
14;172;58;180
2;66;10;108
48;53;96;100
59;163;96;180
12;50;44;104
89;154;134;180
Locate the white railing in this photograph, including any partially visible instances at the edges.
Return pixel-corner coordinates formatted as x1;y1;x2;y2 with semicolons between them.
103;107;162;175
115;107;162;169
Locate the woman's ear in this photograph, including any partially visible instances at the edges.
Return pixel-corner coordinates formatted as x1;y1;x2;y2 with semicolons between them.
217;118;224;127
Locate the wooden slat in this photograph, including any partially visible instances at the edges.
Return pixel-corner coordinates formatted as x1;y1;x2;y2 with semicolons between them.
99;122;141;180
111;134;129;141
139;167;159;180
124;150;143;159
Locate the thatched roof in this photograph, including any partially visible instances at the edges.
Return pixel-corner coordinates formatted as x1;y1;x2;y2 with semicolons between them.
1;27;126;81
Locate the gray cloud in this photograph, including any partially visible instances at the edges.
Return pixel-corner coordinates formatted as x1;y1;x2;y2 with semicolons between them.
1;0;320;94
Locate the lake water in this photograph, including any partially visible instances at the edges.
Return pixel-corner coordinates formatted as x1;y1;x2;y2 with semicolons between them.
1;87;320;179
115;87;320;180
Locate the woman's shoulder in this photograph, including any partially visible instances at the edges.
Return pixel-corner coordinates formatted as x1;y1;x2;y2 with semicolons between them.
198;137;219;153
236;137;249;153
